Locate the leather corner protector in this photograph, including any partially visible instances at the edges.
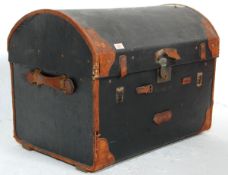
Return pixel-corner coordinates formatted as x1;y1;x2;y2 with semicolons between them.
201;18;220;58
22;143;33;151
199;106;213;132
91;138;115;171
85;28;116;78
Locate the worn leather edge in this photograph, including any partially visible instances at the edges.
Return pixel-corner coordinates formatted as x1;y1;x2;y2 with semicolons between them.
90;138;115;171
201;18;220;58
199;60;217;132
8;9;116;172
200;106;213;131
85;28;116;78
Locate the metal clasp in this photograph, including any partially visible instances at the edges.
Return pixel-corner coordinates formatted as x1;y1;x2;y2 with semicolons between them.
155;48;181;83
156;57;171;83
116;86;124;104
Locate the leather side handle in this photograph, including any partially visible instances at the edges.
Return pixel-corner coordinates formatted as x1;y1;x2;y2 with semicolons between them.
153;110;172;125
155;48;181;61
26;69;75;95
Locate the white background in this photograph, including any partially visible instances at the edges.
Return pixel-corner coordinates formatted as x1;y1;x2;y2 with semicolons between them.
0;1;227;175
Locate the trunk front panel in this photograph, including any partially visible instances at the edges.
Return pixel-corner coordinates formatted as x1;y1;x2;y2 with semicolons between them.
99;60;214;161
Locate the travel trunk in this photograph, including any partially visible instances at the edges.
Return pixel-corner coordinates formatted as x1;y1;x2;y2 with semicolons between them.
8;5;219;172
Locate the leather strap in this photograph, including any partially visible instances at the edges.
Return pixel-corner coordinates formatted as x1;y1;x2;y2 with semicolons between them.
119;55;127;78
136;84;153;94
155;48;181;61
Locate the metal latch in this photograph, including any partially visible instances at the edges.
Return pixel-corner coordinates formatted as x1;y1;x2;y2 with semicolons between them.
156;57;171;83
155;48;181;83
116;86;124;103
196;72;203;87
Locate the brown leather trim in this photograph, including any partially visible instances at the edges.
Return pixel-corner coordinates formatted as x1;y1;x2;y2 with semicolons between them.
119;55;127;78
8;9;115;171
200;106;213;131
199;60;216;132
153;110;172;125
201;18;219;58
91;138;115;171
22;143;33;151
85;29;116;78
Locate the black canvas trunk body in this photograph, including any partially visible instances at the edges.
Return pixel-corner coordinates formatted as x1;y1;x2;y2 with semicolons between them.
8;5;219;172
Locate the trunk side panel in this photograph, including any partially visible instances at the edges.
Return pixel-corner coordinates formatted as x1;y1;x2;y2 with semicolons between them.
9;14;94;165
